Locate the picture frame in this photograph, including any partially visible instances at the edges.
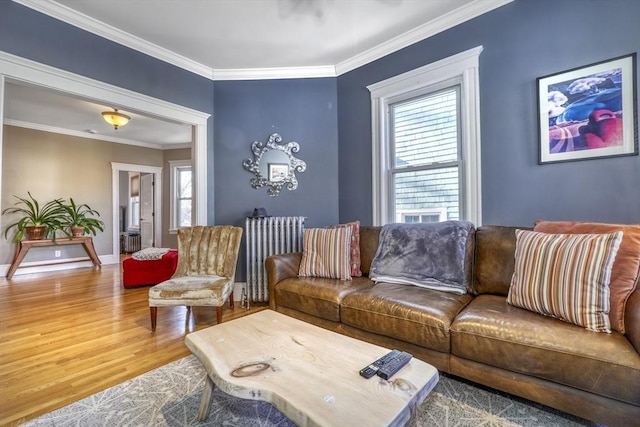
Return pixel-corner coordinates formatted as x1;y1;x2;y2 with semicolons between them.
268;163;289;182
537;53;637;164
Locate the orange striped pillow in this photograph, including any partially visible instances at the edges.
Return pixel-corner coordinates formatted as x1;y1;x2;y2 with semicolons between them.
298;227;352;281
533;220;640;333
507;229;623;332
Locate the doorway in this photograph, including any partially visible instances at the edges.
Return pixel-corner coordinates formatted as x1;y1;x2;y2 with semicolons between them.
113;163;163;253
0;52;210;268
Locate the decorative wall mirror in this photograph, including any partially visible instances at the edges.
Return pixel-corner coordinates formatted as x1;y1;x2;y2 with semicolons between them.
243;133;307;196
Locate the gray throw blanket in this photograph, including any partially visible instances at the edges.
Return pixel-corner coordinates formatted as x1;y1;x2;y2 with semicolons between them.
370;221;474;294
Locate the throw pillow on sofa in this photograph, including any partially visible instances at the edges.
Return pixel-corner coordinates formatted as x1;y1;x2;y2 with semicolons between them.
298;227;352;281
534;220;640;334
507;229;623;333
369;221;474;294
328;221;362;277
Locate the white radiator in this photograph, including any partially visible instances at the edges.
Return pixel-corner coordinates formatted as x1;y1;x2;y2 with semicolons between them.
244;216;305;307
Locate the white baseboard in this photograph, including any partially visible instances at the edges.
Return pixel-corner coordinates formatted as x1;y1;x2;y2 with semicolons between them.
1;254;119;278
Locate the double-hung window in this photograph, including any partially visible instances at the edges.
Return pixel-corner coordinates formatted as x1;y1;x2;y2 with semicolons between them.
368;46;483;226
169;160;192;231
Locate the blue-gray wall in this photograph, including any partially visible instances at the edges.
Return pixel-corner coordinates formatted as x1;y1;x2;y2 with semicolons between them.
213;79;339;228
337;0;640;226
213;79;339;280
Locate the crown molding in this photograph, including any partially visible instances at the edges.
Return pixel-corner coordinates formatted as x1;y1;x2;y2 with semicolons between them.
213;65;336;81
335;0;512;75
4;119;190;150
14;0;513;81
13;0;214;80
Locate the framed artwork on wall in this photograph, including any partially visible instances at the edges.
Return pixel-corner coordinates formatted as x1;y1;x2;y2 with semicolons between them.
537;53;638;164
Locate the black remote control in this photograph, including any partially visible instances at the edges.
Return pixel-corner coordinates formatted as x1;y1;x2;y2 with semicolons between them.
359;349;401;379
377;351;412;380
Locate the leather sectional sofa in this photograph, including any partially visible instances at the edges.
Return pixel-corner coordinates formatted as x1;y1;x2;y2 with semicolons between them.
266;224;640;426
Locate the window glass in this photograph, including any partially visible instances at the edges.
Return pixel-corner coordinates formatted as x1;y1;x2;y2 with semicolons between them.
130;196;140;227
170;161;192;230
391;87;460;223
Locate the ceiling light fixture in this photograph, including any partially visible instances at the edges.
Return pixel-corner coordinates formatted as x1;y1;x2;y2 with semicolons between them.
101;109;130;130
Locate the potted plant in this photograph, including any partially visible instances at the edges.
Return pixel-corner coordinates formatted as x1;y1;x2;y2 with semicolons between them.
57;198;105;237
2;192;68;241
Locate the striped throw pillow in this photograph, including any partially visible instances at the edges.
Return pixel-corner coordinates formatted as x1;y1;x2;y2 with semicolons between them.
507;229;623;332
298;227;352;281
328;221;362;277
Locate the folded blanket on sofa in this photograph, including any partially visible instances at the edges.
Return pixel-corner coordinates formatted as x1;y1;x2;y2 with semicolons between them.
370;221;474;294
132;247;171;261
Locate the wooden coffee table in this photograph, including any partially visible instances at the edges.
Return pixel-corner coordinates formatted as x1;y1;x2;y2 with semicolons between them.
185;310;439;426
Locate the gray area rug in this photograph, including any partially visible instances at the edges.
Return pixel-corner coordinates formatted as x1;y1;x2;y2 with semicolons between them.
23;355;595;427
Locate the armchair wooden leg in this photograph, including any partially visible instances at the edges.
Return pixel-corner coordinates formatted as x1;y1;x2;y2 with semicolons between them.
150;307;157;331
216;306;223;324
229;291;234;309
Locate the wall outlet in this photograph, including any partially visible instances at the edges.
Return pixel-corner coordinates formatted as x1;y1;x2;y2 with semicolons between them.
54;250;61;258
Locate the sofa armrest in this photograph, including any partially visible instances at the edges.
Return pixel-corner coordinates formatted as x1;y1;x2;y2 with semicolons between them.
265;252;302;310
624;286;640;354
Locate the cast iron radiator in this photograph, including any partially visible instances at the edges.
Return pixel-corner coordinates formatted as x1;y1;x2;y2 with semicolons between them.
120;232;141;254
244;216;305;307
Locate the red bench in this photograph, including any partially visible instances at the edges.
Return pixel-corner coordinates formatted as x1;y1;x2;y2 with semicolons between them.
122;249;179;288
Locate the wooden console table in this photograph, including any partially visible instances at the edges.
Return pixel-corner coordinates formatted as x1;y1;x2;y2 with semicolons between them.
6;236;101;279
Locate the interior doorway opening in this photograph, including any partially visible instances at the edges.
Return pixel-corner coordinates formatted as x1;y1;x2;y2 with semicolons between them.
0;51;210;271
112;163;163;257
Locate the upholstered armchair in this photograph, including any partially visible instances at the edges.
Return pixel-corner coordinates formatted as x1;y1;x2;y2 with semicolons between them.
148;225;243;331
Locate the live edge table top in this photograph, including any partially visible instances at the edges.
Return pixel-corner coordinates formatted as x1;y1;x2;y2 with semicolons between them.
185;310;439;427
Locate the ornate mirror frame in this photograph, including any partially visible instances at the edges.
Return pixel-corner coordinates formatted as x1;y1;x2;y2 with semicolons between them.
242;133;307;197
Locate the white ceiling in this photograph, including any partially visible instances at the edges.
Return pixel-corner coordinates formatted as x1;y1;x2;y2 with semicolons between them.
48;0;484;76
4;0;512;147
4;81;194;148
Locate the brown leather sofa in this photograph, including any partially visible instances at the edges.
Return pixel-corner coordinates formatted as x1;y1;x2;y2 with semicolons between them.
266;225;640;426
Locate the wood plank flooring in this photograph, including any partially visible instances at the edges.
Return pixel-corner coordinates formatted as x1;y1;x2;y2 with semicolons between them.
0;263;265;427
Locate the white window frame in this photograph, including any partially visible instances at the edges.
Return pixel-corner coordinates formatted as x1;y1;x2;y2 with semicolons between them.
397;207;448;224
368;46;483;226
169;160;192;233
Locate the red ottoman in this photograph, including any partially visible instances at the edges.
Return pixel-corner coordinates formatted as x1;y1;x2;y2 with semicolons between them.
122;249;179;288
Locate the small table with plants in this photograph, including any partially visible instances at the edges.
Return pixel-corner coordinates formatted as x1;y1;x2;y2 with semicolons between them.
2;192;105;279
6;236;101;279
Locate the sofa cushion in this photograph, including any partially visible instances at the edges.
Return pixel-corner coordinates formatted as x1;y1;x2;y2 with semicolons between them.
507;229;622;332
341;282;473;353
329;221;362;277
275;277;373;322
473;226;525;296
451;295;640;405
534;220;640;334
299;227;352;280
358;226;381;276
369;221;475;294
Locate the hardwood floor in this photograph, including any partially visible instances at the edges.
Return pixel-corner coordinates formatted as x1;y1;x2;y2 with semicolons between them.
0;263;265;427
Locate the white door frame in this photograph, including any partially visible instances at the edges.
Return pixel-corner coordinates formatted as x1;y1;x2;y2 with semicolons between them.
0;51;211;266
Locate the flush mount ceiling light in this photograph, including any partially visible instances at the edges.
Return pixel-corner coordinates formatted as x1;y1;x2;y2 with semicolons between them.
101;109;130;130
